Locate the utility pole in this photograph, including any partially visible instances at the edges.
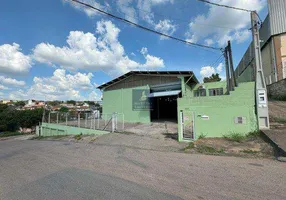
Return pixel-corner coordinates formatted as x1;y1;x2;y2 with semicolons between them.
228;41;237;89
251;11;269;129
224;47;230;95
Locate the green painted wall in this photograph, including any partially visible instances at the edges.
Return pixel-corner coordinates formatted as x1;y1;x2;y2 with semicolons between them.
40;123;109;136
102;86;151;123
237;65;255;83
178;82;258;141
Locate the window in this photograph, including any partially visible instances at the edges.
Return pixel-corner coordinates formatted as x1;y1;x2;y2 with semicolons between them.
234;117;246;124
209;88;224;96
194;89;206;97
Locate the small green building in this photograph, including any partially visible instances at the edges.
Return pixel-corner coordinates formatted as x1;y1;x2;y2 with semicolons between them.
98;71;258;142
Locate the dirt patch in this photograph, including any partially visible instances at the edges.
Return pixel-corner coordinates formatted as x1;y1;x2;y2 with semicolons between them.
268;101;286;125
31;134;100;143
184;136;274;158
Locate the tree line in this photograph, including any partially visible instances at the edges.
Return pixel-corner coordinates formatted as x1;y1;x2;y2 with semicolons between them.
0;104;43;132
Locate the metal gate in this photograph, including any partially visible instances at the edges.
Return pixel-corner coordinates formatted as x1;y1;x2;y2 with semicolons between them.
180;110;195;140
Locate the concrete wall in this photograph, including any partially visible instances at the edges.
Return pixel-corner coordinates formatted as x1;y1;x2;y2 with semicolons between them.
267;78;286;100
40;123;109;136
178;82;258;141
102;85;151;123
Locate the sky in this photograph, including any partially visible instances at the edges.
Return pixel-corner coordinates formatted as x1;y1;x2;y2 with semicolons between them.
0;0;268;101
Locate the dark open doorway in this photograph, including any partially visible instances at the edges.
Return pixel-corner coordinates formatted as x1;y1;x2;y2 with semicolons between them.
151;95;178;122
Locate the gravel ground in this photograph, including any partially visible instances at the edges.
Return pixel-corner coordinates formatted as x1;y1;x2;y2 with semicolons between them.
0;137;286;200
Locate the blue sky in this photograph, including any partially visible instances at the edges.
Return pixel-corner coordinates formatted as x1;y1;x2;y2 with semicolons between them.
0;0;268;101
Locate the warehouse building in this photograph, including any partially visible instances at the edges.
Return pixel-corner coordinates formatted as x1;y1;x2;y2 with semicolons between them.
98;71;258;141
235;0;286;84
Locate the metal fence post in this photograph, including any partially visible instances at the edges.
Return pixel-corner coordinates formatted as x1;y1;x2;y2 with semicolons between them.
66;113;68;126
48;112;51;124
85;113;87;128
56;112;59;124
97;115;99;129
112;112;115;133
115;113;118;131
78;113;80;128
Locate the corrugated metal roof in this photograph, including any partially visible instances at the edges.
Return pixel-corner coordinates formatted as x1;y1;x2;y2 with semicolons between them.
268;0;286;35
97;71;198;90
148;90;181;98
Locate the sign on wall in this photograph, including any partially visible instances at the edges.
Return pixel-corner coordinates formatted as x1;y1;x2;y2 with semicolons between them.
132;89;152;110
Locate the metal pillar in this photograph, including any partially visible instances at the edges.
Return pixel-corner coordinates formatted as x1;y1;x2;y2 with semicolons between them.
48;112;51;124
251;11;270;129
228;40;237;88
111;112;115;133
224;47;230;95
78;113;80;128
56;112;59;124
65;113;68;126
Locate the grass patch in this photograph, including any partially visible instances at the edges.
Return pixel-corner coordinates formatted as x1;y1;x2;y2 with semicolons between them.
198;133;207;139
74;133;83;140
223;132;245;143
246;130;261;138
30;135;68;140
184;142;195;151
31;136;45;140
197;145;224;154
0;132;28;138
272;117;286;124
240;149;259;154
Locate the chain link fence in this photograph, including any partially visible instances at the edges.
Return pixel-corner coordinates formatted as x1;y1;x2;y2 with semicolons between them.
42;110;125;132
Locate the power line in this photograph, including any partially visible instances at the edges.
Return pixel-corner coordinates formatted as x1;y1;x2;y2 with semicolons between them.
196;0;263;23
112;1;237;30
196;0;252;12
69;0;222;51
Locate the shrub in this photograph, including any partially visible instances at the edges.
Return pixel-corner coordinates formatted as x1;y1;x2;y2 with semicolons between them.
223;132;245;143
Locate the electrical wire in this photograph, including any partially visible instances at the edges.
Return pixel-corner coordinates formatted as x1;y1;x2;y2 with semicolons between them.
69;0;222;51
196;0;263;23
112;1;237;30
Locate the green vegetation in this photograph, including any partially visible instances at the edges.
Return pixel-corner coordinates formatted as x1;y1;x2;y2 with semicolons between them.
74;133;83;140
197;145;224;154
0;104;43;132
0;132;29;138
240;149;259;154
198;133;207;139
272;117;286;124
223;132;245;143
246;130;261;138
203;73;221;83
184;142;195;151
59;106;69;112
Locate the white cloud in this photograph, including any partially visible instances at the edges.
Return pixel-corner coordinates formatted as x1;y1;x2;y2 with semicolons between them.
216;63;223;73
0;43;32;74
200;66;216;78
0;76;26;87
0;84;8;90
186;0;266;46
63;0;108;18
200;62;224;80
154;19;176;39
8;69;97;100
88;91;101;101
33;20;164;76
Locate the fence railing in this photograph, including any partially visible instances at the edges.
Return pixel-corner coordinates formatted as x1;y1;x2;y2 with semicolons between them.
42;110;125;132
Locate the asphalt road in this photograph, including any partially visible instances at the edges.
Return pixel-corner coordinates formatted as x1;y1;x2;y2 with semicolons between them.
0;137;286;200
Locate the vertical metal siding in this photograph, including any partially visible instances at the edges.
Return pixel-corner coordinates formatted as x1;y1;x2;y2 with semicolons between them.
268;0;286;35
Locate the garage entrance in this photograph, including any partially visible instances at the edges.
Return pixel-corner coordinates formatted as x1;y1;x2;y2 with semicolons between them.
151;95;178;122
149;82;181;122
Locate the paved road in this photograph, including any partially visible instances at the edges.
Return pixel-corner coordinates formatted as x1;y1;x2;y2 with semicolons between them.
0;138;286;200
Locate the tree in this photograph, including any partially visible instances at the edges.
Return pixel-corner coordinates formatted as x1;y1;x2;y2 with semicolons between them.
59;106;69;112
67;100;76;105
203;73;221;83
14;101;26;107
